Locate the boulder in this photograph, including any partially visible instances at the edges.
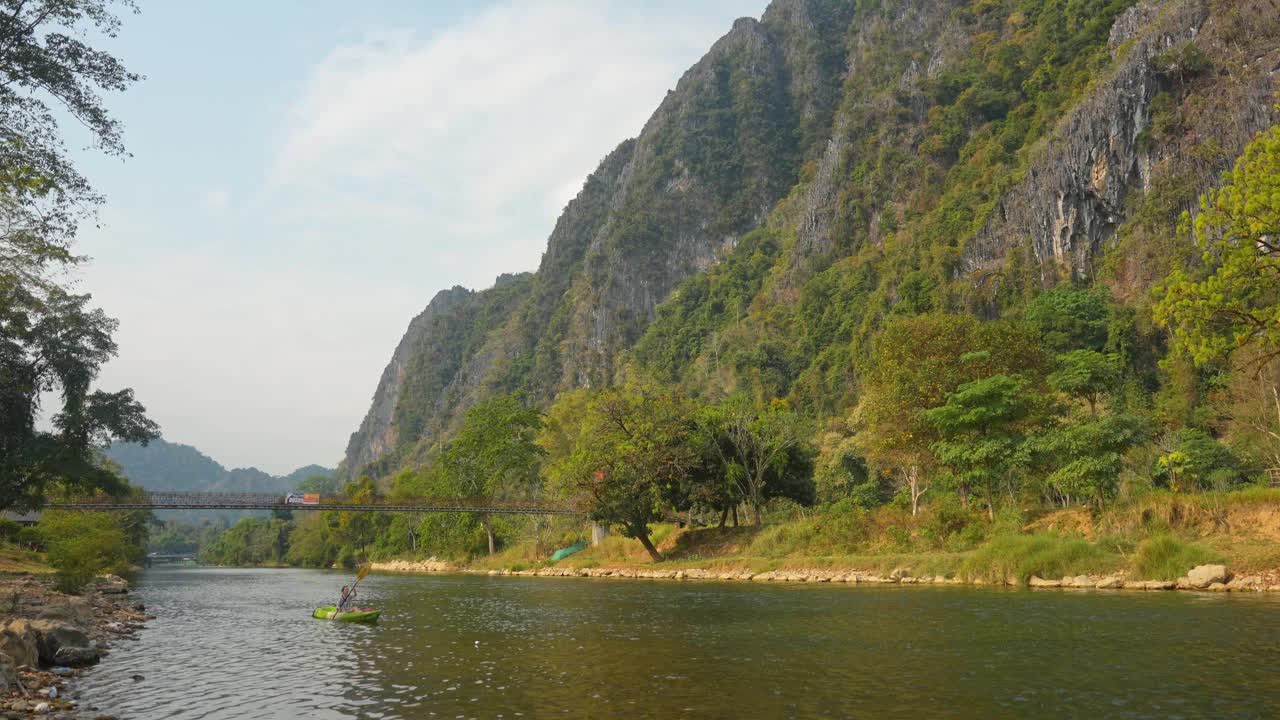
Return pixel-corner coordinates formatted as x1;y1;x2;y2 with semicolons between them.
889;567;912;581
1187;564;1229;588
93;575;129;594
1226;575;1262;591
35;597;95;627
1206;582;1229;592
1095;576;1124;589
1028;576;1061;588
1064;575;1093;588
0;622;38;668
26;619;99;667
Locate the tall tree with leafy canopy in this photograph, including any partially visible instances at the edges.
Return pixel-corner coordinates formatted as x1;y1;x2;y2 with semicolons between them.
435;393;544;556
707;394;810;526
1033;414;1147;507
855;315;1046;515
0;0;155;510
1155;126;1280;365
540;381;696;562
1048;349;1119;417
0;0;140;291
1;287;157;509
923;373;1038;520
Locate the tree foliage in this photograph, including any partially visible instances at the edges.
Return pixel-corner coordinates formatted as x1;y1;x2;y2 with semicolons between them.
434;393;543;555
924;374;1037;519
0;0;153;510
540;380;697;561
1156;127;1280;366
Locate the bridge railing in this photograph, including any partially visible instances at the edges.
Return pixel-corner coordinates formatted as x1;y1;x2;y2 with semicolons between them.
46;491;582;515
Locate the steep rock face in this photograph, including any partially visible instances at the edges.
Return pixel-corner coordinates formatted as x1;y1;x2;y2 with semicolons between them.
560;10;841;388
341;0;1280;481
340;1;847;477
963;0;1280;278
784;0;964;281
338;286;471;476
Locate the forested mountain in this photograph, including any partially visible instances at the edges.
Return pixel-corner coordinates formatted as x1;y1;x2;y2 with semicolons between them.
338;0;1280;484
107;440;331;495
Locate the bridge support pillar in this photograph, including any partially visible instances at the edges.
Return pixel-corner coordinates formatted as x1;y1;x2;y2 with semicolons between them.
590;522;609;547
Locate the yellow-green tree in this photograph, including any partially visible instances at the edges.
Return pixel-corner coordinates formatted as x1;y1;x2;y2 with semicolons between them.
540;381;696;562
1155;126;1280;365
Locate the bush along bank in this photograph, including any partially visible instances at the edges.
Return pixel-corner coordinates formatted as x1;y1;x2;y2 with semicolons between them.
0;574;153;718
366;491;1280;593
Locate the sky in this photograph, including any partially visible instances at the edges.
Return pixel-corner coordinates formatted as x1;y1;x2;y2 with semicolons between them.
73;0;764;474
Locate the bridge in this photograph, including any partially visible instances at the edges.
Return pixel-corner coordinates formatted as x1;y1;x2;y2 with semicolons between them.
147;552;197;563
47;491;583;516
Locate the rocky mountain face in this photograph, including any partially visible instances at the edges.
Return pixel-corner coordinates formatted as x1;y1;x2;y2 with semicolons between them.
340;0;1280;481
965;0;1280;280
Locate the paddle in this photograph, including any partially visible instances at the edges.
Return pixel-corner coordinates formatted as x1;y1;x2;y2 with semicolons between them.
339;563;371;613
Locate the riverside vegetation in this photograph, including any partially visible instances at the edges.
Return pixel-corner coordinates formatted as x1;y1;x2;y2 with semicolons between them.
197;0;1280;589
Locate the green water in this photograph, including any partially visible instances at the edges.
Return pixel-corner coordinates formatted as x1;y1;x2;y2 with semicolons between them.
76;567;1280;719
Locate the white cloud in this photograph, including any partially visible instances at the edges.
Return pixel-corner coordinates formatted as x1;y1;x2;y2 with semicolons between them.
204;189;229;209
270;1;753;282
77;1;761;473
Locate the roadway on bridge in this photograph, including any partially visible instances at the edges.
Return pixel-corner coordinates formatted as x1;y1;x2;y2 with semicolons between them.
47;491;582;515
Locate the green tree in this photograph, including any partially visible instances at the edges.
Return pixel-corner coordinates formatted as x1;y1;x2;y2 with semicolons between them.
0;0;140;293
434;394;543;556
1025;286;1111;354
1048;350;1120;416
0;1;154;510
39;510;138;593
0;288;159;509
1033;414;1148;506
1155;126;1280;365
1152;429;1244;491
710;394;810;526
923;374;1038;520
541;382;697;562
855;315;1046;515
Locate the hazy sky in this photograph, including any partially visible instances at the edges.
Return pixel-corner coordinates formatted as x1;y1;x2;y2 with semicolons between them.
73;0;763;474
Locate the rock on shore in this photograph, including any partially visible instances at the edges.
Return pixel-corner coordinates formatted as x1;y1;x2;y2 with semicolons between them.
376;560;1280;594
370;558;456;574
0;575;153;718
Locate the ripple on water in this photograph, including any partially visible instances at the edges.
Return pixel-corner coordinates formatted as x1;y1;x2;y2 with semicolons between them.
73;567;1280;720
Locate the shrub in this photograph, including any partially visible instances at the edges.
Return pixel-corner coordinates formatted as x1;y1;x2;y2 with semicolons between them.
921;494;984;549
16;526;42;550
960;533;1118;585
0;519;21;542
1132;534;1219;580
1153;430;1244;490
39;512;133;594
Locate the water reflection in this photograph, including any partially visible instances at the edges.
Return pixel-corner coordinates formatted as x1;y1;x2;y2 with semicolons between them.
76;567;1280;719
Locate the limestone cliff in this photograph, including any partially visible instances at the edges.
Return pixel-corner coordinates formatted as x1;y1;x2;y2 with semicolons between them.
340;0;1280;481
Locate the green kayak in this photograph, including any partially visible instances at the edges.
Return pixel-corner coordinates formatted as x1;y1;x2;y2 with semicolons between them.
312;606;381;623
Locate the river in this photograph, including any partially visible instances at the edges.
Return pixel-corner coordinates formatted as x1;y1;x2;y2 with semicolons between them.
74;566;1280;719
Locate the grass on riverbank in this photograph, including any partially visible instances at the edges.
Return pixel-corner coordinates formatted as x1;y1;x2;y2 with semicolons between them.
0;546;52;574
458;488;1280;584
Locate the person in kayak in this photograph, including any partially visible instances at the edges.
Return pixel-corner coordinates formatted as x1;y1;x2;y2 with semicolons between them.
337;585;357;613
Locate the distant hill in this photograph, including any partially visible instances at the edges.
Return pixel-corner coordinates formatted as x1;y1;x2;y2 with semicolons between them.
106;439;332;495
105;440;334;525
